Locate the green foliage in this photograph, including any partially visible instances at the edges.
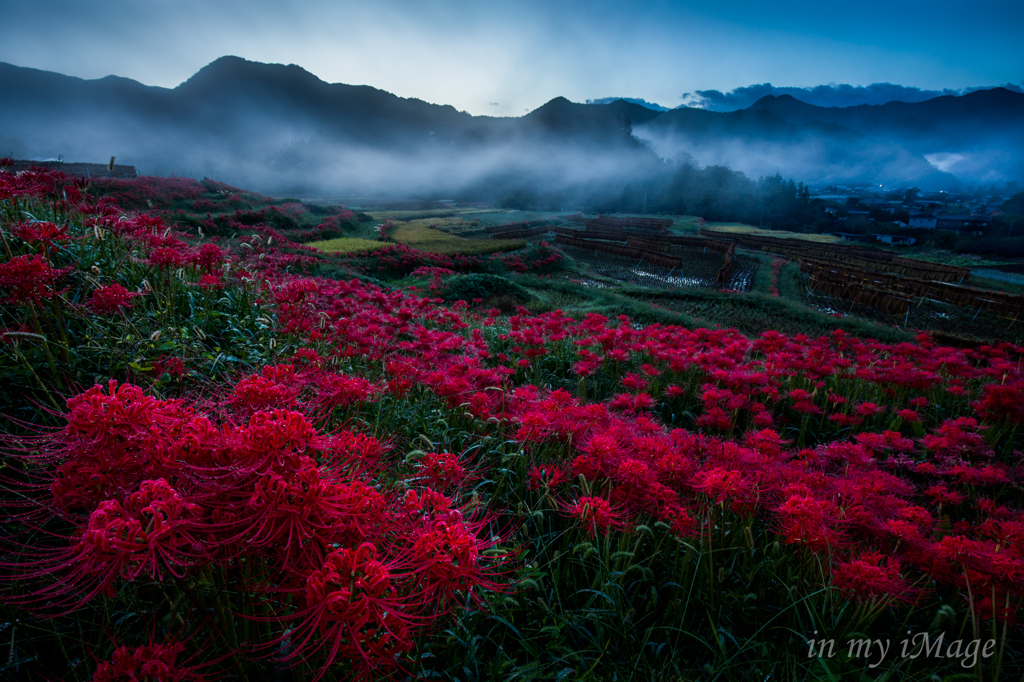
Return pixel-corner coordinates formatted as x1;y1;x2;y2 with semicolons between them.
441;273;534;304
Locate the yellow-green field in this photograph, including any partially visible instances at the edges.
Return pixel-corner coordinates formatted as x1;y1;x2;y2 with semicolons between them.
364;209;462;221
703;222;842;243
307;237;390;254
391;223;525;255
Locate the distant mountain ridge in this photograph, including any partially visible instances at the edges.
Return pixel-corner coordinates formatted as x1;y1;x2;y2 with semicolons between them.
1;56;1020;194
744;89;1024;181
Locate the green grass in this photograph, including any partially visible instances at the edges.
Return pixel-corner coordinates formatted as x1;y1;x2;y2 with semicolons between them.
307;237;390;254
514;274;914;343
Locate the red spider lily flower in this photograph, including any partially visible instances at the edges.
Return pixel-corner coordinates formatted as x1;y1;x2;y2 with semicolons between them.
91;638;208;682
777;494;843;551
922;417;991;462
527;464;568;491
13;220;71;248
0;254;70;304
16;479;204;613
896;409;921;423
233;409;324;472
923;536;997;585
855;402;885;418
694;467;751;507
289;543;414;676
832;552;911;604
415;452;467;491
974;381;1024;424
195;274;224;290
324;430;385;472
621;373;649;392
88;284;139;314
564;496;627;535
190;243;224;272
149;247;185;269
402;488;455;519
640;363;661;377
152;356;187;379
48;381;196;511
743;428;789;458
654;451;696;489
75;478;201;578
696;407;733;432
572;360;597;377
615;458;654;489
216;459;385;566
609;392;654;413
924;483;967;506
885;519;927;544
974;593;1021;625
664;385;685;399
785;388;822;416
292;348;323;367
934;535;992;566
315;373;379;412
408;517;496;608
897;505;935;532
660;505;698;538
228;374;298;415
569;452;605;481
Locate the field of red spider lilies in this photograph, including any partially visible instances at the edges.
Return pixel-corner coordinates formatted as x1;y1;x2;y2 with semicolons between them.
1;166;1023;681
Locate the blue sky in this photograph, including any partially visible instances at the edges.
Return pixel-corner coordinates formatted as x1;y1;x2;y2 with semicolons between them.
1;0;1021;115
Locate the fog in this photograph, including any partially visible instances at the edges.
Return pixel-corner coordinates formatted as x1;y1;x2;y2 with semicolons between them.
2;57;1021;204
632;117;967;190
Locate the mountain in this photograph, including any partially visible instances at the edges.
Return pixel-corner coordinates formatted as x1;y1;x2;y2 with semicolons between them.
747;89;1024;181
0;57;664;197
0;56;1020;196
587;97;670;111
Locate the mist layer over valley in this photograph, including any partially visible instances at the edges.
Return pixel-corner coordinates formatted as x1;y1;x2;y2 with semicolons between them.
2;56;1022;201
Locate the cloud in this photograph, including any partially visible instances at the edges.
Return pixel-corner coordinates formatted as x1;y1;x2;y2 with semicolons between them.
681;82;1024;111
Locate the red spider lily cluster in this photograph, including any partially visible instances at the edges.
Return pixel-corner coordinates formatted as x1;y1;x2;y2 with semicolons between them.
490;242;564;274
259;255;1023;623
3;167;1024;678
88;283;140;314
3;374;505;678
0;254;73;305
91;638;207;682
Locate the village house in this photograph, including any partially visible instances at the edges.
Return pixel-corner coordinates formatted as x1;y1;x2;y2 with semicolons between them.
909;213;938;229
935;215;991;234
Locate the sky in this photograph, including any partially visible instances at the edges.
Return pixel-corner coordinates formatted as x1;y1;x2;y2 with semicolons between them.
1;0;1022;116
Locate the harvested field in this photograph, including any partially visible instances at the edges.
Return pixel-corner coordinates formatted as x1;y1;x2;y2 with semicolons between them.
802;260;1024;319
559;242;757;291
704;229;972;282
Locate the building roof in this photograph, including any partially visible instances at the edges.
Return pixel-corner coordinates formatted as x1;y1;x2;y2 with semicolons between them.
938;215;990;222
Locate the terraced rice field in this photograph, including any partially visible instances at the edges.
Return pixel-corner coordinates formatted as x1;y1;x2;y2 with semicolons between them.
562;244;757;290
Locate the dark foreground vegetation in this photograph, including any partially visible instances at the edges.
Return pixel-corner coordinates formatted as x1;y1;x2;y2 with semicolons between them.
2;169;1023;681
